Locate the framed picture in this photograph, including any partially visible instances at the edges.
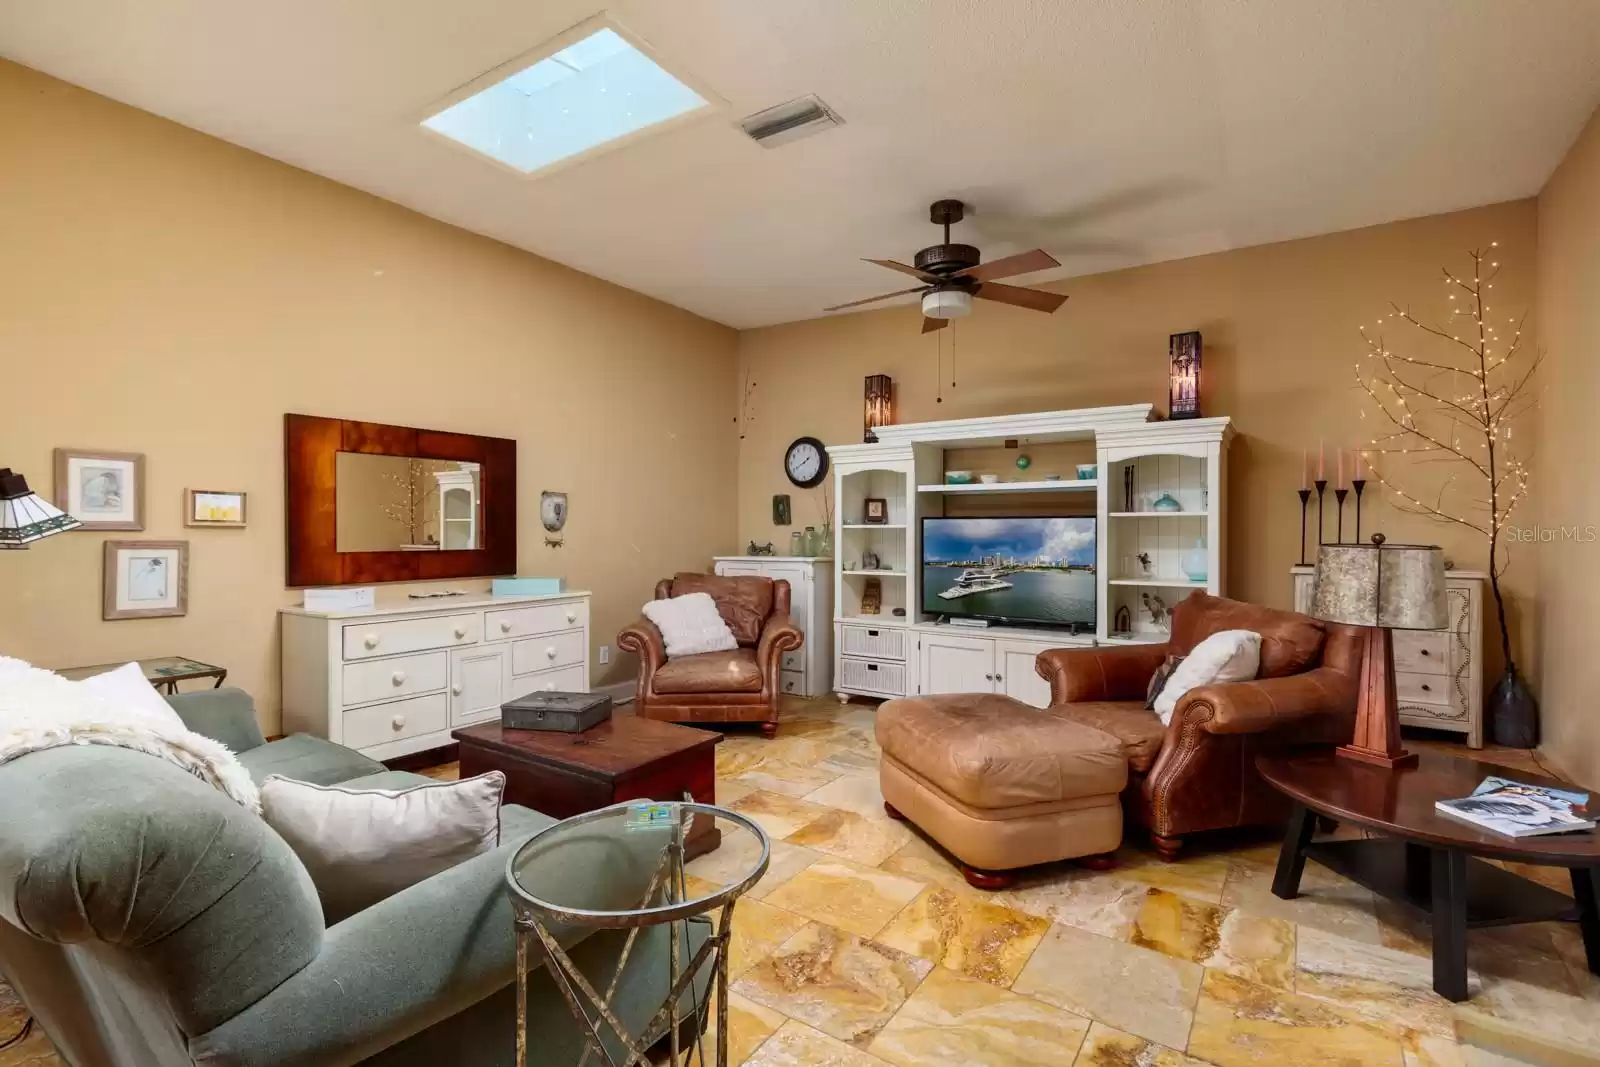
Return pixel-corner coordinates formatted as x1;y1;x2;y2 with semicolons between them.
864;497;888;524
185;489;247;527
103;540;188;620
54;448;145;530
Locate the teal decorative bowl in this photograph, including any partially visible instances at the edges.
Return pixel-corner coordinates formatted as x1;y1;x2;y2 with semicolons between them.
1152;493;1183;512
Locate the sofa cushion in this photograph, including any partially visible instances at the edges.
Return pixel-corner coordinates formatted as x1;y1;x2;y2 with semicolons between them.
876;694;1126;809
165;687;268;753
261;772;505;921
1169;592;1324;678
236;733;385;787
652;648;763;695
670;572;773;646
643;592;739;658
1047;701;1168;773
1152;630;1261;725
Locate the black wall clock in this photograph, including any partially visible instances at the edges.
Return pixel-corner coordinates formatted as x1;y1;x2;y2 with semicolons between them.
784;436;829;489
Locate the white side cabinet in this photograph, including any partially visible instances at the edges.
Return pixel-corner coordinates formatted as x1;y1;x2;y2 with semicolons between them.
1292;566;1484;748
913;628;1087;709
281;591;591;760
713;556;834;698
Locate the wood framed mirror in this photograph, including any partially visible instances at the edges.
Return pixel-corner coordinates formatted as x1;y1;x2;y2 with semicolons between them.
285;414;516;587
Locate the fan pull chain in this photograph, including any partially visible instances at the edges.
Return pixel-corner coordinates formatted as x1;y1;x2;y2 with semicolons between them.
934;328;943;404
950;327;956;392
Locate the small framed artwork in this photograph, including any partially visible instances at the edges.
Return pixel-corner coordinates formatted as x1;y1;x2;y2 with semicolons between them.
103;540;189;620
185;489;247;528
54;448;145;530
864;497;888;524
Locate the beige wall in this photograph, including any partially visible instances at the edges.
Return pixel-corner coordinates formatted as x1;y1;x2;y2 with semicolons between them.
1536;104;1600;784
738;200;1542;690
0;61;739;734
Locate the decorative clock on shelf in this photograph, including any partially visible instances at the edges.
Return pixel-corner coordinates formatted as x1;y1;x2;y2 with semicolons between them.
784;436;829;489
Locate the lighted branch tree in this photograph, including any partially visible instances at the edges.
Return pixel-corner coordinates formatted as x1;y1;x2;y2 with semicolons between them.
1354;244;1541;745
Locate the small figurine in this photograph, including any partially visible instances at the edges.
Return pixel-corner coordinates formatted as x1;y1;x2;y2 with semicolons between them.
747;540;776;557
1141;592;1170;631
1114;605;1132;634
1136;551;1153;577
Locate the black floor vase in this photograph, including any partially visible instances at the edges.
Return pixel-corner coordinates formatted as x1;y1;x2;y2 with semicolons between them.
1488;665;1539;749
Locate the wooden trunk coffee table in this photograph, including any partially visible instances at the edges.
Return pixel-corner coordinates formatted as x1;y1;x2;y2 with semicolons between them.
454;714;724;859
1257;748;1600;1002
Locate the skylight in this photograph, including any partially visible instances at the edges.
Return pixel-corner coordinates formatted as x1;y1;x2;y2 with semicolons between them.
422;24;709;176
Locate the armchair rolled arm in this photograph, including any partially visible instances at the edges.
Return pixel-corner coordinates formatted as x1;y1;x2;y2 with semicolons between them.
1176;666;1358;740
616;618;667;678
1037;643;1170;705
756;612;803;670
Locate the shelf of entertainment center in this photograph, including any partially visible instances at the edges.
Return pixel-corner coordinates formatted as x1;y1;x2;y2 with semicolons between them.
1108;511;1207;518
842;523;907;530
917;479;1098;494
842;569;906;577
1107;577;1208;588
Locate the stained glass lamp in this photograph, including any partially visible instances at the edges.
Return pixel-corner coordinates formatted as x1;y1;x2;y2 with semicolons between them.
0;468;81;548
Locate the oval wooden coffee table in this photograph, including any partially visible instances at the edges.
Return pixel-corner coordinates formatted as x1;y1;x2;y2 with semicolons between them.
1256;748;1599;1002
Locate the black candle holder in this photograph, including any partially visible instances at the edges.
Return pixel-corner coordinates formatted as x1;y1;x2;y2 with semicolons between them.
1297;488;1312;566
1314;479;1328;546
1352;479;1367;543
1334;487;1349;544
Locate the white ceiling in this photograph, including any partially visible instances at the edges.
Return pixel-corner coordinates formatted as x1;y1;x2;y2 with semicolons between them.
5;0;1599;328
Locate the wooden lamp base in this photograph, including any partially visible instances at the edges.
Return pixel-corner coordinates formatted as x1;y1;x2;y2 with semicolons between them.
1338;626;1419;769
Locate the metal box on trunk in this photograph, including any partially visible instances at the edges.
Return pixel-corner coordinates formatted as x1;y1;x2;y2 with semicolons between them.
501;691;612;733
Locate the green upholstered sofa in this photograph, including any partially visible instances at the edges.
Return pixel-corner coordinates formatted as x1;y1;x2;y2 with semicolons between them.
0;688;697;1067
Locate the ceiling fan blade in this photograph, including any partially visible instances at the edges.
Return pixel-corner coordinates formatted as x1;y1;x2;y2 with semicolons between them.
974;282;1069;314
953;248;1060;282
824;285;926;312
921;316;949;334
865;258;938;282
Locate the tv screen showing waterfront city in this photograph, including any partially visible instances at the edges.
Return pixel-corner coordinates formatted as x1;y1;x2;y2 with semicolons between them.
921;517;1096;626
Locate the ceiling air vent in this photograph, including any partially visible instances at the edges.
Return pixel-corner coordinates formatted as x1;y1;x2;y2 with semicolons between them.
740;95;842;148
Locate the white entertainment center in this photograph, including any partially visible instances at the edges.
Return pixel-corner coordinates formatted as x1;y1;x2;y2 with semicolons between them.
827;404;1232;706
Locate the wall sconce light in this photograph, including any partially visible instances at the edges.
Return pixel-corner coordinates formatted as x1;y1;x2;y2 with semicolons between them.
1169;331;1201;420
864;374;894;442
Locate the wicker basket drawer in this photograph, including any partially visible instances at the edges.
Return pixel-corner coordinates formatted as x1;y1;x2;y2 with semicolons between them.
840;625;906;662
838;656;906;697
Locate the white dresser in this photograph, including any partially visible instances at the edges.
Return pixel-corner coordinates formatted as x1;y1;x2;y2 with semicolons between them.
1291;566;1484;748
280;591;591;760
712;557;834;698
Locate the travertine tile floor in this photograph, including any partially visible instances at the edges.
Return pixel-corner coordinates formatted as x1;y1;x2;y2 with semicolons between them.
3;697;1591;1067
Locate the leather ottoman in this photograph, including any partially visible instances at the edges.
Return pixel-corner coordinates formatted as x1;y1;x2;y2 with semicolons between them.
876;693;1128;889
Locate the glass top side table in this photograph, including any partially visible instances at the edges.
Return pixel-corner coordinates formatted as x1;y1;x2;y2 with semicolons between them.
55;656;226;693
506;800;769;1067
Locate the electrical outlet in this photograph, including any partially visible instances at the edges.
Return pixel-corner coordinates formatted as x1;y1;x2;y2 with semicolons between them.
598;644;610;665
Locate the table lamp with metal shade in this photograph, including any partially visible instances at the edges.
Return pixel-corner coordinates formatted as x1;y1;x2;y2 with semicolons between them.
0;468;81;548
1310;534;1447;769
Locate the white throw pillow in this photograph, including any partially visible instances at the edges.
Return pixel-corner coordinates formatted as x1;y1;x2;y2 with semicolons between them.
642;592;739;658
1152;630;1262;725
76;662;188;734
260;771;505;920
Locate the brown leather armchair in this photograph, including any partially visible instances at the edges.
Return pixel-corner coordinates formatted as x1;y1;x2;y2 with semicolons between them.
617;572;803;738
1036;592;1363;860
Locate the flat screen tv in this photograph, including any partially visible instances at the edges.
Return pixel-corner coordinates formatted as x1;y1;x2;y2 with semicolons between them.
921;516;1096;629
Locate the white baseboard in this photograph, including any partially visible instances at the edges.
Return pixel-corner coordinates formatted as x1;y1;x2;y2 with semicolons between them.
593;678;637;706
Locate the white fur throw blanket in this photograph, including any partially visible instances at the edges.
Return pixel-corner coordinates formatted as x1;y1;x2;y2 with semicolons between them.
0;657;260;812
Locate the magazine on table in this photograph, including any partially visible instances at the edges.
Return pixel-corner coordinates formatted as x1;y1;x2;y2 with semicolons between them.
1435;776;1594;838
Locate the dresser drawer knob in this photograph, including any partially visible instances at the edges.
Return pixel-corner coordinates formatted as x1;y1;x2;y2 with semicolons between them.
546;646;558;659
543;681;557;691
363;634;380;650
391;715;405;731
454;625;469;639
451;683;463;696
391;671;406;686
1421;683;1431;692
500;620;513;633
566;611;578;624
1420;648;1431;657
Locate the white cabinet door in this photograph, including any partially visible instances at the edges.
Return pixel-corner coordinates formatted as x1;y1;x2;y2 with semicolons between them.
996;640;1054;708
919;633;996;695
449;644;509;726
765;563;810;627
715;562;764;577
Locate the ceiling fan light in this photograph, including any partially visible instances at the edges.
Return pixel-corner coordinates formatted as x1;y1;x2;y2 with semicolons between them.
922;290;972;319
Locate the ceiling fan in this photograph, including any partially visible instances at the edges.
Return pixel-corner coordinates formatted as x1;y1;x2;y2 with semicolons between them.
825;199;1068;332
